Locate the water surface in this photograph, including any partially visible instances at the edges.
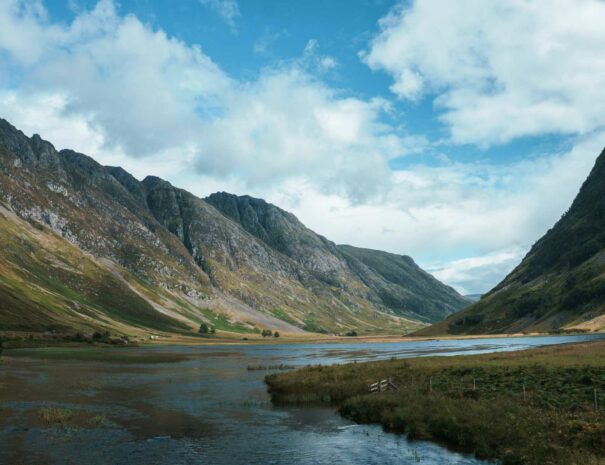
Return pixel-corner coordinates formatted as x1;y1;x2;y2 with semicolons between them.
1;334;602;465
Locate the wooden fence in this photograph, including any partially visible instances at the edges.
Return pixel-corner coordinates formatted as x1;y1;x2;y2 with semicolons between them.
368;376;399;393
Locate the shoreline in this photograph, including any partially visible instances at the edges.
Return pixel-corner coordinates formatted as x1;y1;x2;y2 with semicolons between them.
1;329;600;350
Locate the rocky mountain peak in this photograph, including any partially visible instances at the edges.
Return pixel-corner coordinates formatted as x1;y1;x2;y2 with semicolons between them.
0;118;469;336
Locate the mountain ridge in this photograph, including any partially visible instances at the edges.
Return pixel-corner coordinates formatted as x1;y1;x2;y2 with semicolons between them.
0;117;469;337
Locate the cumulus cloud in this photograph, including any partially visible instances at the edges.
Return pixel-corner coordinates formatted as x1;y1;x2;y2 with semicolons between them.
0;0;230;157
426;247;527;295
363;0;605;145
0;0;412;202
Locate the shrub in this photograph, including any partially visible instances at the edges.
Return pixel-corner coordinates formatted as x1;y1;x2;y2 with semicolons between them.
273;331;280;338
92;330;111;341
199;323;209;334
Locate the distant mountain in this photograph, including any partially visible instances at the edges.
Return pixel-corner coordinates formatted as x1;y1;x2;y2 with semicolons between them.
336;245;470;323
205;193;468;324
0;118;468;337
418;146;605;335
464;294;482;303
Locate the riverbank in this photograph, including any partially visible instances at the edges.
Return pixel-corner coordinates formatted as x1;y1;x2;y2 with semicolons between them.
3;328;582;350
266;340;605;465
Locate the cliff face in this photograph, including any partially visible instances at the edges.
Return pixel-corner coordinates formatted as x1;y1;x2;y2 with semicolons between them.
418;146;605;336
0;118;468;336
206;192;470;323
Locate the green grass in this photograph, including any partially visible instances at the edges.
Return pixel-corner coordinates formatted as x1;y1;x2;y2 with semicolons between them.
266;341;605;465
302;318;329;334
0;213;196;335
269;308;298;326
199;308;257;334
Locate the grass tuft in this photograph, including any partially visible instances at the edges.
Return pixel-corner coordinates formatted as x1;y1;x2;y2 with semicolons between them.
38;408;74;426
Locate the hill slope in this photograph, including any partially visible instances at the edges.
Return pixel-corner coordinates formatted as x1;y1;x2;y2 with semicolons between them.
419;146;605;335
0;118;468;336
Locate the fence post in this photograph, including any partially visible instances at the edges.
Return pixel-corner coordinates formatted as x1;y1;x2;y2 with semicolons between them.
523;383;526;402
594;388;598;411
429;376;432;393
473;378;476;391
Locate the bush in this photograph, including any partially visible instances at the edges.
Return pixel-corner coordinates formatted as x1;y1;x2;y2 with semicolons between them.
262;329;273;337
92;330;111;341
345;330;357;337
199;323;209;334
273;331;280;338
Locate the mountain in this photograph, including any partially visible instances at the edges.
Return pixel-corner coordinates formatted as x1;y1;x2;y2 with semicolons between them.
335;245;469;322
205;193;468;324
0;118;468;337
419;146;605;335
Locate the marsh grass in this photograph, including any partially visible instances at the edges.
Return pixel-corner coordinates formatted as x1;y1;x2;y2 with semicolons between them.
247;364;296;371
266;340;605;465
37;408;116;429
38;408;74;426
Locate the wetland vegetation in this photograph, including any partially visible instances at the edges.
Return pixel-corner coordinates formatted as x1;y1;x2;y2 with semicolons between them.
266;340;605;465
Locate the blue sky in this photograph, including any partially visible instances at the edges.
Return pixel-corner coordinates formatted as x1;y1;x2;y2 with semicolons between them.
1;0;604;294
46;1;398;94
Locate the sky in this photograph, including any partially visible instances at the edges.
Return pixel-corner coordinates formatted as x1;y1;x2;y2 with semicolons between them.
1;0;605;295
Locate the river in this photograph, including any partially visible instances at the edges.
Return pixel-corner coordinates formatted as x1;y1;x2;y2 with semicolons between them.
1;333;603;465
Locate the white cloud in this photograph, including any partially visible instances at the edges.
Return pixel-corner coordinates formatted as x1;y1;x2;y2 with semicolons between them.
426;247;527;295
190;67;405;201
0;0;231;157
363;0;605;145
253;28;288;55
302;39;338;73
0;0;412;202
199;0;240;30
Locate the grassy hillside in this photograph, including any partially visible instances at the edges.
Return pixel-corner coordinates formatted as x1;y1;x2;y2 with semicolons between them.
0;205;188;333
